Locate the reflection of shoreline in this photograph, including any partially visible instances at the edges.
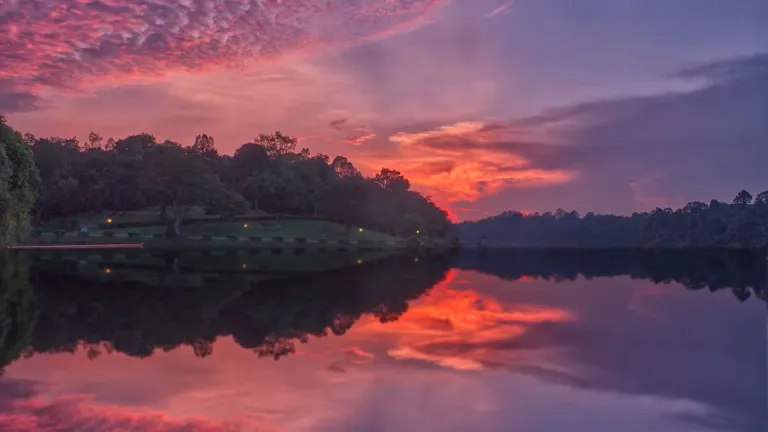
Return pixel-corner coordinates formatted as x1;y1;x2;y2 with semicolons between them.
2;252;456;370
458;248;767;298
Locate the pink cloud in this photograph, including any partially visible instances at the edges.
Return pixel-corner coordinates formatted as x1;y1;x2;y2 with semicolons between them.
0;0;447;105
344;347;375;363
345;128;377;146
487;1;514;18
0;394;281;432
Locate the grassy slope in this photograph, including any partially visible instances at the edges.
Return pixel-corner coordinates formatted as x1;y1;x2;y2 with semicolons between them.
33;207;397;243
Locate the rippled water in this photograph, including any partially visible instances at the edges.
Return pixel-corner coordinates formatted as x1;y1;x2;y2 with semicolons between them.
1;249;765;431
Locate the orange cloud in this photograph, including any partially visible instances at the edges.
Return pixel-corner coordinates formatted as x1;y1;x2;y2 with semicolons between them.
344;347;376;364
372;121;577;210
358;269;575;371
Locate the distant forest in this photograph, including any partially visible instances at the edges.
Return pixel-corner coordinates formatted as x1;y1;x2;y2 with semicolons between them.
0;117;451;243
458;190;768;248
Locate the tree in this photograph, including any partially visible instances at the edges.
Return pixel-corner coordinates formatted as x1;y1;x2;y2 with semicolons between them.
683;201;708;213
190;134;218;158
243;167;306;214
114;133;156;156
400;213;427;236
255;132;297;159
0;118;37;245
86;132;103;150
225;143;269;191
146;145;223;236
330;156;360;179
755;190;768;205
104;137;116;152
374;168;410;193
733;190;753;207
204;187;249;218
320;175;368;228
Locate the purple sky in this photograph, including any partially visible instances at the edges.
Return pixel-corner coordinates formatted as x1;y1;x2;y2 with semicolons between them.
2;0;767;219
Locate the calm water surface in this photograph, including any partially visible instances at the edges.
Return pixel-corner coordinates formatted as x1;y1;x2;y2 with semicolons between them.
0;249;765;431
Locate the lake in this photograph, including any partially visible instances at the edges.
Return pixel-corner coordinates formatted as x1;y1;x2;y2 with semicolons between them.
0;249;765;431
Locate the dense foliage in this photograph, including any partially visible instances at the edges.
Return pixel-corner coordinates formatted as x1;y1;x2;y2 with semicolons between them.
0;117;37;245
458;191;768;248
23;127;451;237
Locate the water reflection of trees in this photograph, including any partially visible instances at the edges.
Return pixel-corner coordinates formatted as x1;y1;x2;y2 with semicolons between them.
460;248;766;300
3;248;766;371
0;252;37;373
4;252;455;368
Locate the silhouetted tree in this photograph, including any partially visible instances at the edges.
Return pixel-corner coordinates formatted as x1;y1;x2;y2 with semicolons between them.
755;190;768;205
255;132;297;159
191;133;218;158
86;132;103;150
733;190;753;207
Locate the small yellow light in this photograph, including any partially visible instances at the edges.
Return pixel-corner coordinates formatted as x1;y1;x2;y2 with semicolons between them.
241;264;247;269
414;257;419;263
358;228;363;232
104;268;112;274
416;230;420;235
356;259;363;265
244;224;249;228
107;218;113;224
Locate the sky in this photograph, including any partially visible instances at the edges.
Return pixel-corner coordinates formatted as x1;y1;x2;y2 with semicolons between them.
2;270;764;431
2;0;767;220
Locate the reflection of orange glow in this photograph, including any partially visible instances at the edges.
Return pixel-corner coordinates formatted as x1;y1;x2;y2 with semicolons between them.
389;346;484;371
0;395;283;432
359;269;574;371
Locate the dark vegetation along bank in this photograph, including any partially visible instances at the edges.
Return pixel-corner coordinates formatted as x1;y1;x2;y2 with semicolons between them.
2;115;767;248
458;190;768;248
0;116;451;246
0;117;37;246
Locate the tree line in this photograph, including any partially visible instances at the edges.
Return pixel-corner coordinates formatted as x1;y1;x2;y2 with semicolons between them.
458;190;768;248
0;117;451;239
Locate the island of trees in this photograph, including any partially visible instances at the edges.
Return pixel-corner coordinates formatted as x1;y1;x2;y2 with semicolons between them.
459;190;768;248
2;115;767;248
0;116;451;245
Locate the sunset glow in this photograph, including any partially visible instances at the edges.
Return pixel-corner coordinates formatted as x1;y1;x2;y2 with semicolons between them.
2;0;766;217
357;270;575;370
